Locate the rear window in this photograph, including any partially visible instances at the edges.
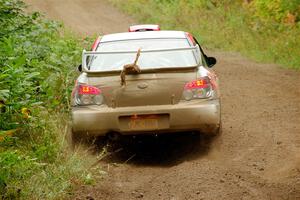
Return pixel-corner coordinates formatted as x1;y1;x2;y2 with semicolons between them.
88;38;199;71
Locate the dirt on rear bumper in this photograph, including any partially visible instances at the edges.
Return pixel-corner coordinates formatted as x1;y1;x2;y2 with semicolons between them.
71;99;221;136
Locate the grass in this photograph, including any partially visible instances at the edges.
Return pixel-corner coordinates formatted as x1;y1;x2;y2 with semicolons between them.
1;112;101;199
1;114;96;199
109;0;300;69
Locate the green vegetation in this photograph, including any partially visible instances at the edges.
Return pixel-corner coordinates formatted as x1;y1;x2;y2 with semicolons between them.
110;0;300;69
0;0;97;199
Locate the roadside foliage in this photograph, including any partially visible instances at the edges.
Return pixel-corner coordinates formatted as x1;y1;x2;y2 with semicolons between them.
110;0;300;69
0;0;94;199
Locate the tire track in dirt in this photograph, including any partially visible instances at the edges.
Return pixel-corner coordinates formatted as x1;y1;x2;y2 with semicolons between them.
24;0;134;35
23;1;300;199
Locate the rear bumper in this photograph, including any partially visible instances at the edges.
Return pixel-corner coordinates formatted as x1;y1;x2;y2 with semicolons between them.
71;99;221;136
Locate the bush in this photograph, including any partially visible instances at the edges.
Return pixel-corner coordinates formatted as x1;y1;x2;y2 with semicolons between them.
0;0;80;131
110;0;300;69
249;0;300;23
0;0;95;199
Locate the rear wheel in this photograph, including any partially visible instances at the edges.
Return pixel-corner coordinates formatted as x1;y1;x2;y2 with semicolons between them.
67;128;99;148
212;122;222;136
200;122;222;137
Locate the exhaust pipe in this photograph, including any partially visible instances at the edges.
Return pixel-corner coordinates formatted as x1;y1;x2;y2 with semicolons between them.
106;132;121;141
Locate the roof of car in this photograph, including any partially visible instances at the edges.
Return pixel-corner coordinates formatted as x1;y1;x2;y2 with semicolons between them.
100;31;186;43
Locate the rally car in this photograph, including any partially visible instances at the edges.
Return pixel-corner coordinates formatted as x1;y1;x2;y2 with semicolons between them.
71;25;221;139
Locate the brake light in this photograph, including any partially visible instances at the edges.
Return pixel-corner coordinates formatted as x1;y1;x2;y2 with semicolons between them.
184;79;209;89
74;84;104;106
79;85;101;95
182;77;212;100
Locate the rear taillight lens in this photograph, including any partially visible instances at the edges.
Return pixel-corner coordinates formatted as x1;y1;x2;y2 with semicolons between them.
183;77;213;101
79;85;100;95
74;84;104;105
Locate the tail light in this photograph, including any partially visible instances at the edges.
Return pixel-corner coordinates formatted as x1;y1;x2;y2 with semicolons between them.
74;84;104;105
182;77;213;101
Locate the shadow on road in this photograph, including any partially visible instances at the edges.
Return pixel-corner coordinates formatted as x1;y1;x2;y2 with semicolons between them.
93;132;219;167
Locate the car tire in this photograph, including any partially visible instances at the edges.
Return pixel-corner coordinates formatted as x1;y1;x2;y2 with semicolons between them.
212;122;222;136
66;126;79;149
67;127;98;148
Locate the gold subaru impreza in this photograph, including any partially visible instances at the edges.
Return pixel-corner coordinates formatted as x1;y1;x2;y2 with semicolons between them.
71;25;221;139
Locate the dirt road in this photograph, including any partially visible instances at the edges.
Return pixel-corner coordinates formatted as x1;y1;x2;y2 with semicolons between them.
24;1;300;199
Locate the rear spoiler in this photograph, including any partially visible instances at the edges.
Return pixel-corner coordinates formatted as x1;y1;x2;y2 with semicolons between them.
81;45;201;72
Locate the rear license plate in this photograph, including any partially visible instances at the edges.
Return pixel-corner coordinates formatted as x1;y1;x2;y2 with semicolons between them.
129;116;158;130
119;114;169;131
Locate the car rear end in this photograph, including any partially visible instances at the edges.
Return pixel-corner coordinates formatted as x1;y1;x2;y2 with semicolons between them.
71;31;221;136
